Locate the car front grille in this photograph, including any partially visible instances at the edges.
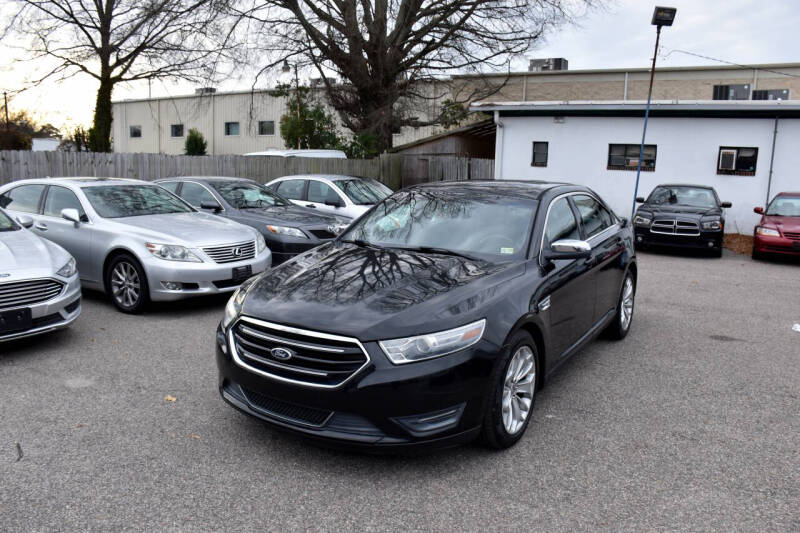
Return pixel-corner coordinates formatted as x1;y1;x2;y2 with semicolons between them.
650;219;700;236
309;229;337;240
783;231;800;241
0;279;64;310
203;241;256;264
229;317;370;388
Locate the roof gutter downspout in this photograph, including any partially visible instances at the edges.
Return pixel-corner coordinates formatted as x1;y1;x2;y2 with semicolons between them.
494;111;504;180
766;116;779;205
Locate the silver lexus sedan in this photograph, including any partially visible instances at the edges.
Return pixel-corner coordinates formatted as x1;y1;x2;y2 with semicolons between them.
0;178;271;313
0;207;81;342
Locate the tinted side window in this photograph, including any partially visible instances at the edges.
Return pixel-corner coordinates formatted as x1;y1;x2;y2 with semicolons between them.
180;182;216;207
159;181;180;193
573;195;614;238
44;186;85;218
307;181;339;203
0;184;46;214
544;197;580;246
277;180;305;200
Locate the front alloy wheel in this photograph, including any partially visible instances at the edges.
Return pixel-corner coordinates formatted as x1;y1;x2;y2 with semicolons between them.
502;345;536;435
106;254;149;313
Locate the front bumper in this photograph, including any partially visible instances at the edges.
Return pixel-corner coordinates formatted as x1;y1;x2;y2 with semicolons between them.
634;227;723;250
0;275;82;343
215;322;498;451
145;250;272;302
753;233;800;256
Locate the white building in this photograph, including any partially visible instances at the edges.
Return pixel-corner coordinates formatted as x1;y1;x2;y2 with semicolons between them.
472;100;800;234
32;138;60;151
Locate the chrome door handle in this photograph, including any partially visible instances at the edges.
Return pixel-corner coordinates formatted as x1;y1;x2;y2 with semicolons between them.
34;223;48;231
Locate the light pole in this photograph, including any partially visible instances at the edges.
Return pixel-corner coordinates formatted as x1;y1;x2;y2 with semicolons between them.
631;6;677;218
282;60;302;149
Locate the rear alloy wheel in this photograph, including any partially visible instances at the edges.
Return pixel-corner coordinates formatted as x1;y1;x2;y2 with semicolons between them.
606;272;635;340
106;254;149;313
480;331;539;449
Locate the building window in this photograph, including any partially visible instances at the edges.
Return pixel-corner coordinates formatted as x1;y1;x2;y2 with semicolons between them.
712;84;750;100
752;89;790;100
129;125;142;138
224;122;240;136
170;124;184;137
258;120;275;136
608;144;656;171
717;146;758;176
531;142;548;167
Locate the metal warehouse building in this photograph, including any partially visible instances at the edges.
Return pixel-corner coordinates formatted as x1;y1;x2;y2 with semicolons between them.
472;100;800;234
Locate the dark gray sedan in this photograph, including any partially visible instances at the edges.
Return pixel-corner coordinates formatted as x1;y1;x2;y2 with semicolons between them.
157;177;350;265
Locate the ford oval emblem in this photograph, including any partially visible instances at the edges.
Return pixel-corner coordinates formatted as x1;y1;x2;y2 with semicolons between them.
270;347;294;361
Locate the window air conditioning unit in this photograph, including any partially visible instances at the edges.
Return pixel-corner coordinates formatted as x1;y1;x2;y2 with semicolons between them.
719;149;737;170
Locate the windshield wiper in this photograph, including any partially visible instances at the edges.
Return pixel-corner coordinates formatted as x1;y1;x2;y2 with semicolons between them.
388;245;479;261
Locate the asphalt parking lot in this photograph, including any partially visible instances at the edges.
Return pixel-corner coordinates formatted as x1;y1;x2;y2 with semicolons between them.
1;250;798;531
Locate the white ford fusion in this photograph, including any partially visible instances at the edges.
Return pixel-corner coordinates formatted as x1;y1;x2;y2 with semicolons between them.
0;178;272;313
0;207;81;342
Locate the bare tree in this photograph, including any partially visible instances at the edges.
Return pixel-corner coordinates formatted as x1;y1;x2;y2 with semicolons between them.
237;0;600;152
2;0;232;152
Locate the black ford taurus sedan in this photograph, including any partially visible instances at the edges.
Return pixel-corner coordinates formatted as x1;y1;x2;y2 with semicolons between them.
216;181;637;451
633;184;731;257
157;177;350;265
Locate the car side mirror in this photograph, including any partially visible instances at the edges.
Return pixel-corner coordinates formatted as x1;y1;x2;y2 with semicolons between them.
16;215;34;229
542;239;592;262
720;201;732;208
61;208;81;225
325;198;344;208
635;197;645;203
200;201;222;212
753;206;764;214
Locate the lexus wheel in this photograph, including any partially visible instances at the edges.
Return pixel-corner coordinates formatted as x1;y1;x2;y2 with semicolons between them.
480;330;538;449
106;254;149;313
606;272;635;340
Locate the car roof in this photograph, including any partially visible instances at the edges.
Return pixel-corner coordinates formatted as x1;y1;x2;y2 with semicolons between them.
410;180;573;200
159;176;255;183
275;174;368;181
652;183;716;190
3;177;149;187
775;191;800;197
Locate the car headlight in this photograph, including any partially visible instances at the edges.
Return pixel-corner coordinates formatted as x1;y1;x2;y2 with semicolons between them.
56;257;77;278
221;276;259;330
256;233;267;253
756;226;780;237
145;243;202;262
379;319;486;365
633;215;652;227
701;218;723;231
266;225;307;239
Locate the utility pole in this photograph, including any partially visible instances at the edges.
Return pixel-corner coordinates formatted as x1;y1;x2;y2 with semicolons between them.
294;63;301;149
3;91;9;132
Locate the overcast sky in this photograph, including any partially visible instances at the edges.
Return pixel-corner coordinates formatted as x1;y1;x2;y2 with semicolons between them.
1;0;798;131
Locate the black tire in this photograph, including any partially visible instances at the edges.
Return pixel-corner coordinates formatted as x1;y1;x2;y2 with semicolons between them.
605;271;635;340
711;246;723;258
751;248;763;261
480;330;539;450
105;253;149;314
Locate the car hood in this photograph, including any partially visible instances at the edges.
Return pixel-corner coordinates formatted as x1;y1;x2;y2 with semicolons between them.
241;242;524;341
235;205;344;227
639;204;720;217
113;212;256;246
0;228;71;280
762;215;800;232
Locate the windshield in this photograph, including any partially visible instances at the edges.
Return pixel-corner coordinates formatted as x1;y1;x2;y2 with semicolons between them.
212;181;290;209
82;185;194;218
766;196;800;216
647;186;717;208
341;189;537;262
0;209;19;232
333;179;392;205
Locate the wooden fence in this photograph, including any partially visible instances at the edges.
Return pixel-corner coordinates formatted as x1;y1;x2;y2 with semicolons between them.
0;150;494;189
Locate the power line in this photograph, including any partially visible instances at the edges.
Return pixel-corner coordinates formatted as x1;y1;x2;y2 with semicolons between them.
662;49;800;79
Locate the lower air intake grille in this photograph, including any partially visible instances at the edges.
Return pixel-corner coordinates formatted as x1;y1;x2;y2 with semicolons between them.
241;387;332;427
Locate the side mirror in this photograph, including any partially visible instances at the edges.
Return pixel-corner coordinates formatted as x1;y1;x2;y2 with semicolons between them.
200;201;222;212
542;239;592;261
635;197;645;203
325;198;344;208
619;217;629;228
753;206;764;214
720;201;732;208
16;215;34;229
61;208;81;225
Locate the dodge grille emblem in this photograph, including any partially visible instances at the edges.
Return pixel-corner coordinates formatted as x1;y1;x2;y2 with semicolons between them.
270;347;294;361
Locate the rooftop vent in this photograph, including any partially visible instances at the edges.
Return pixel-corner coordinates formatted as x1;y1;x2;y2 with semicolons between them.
528;58;568;72
195;87;217;95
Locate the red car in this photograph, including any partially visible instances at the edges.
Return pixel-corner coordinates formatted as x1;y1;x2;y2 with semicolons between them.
752;192;800;259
